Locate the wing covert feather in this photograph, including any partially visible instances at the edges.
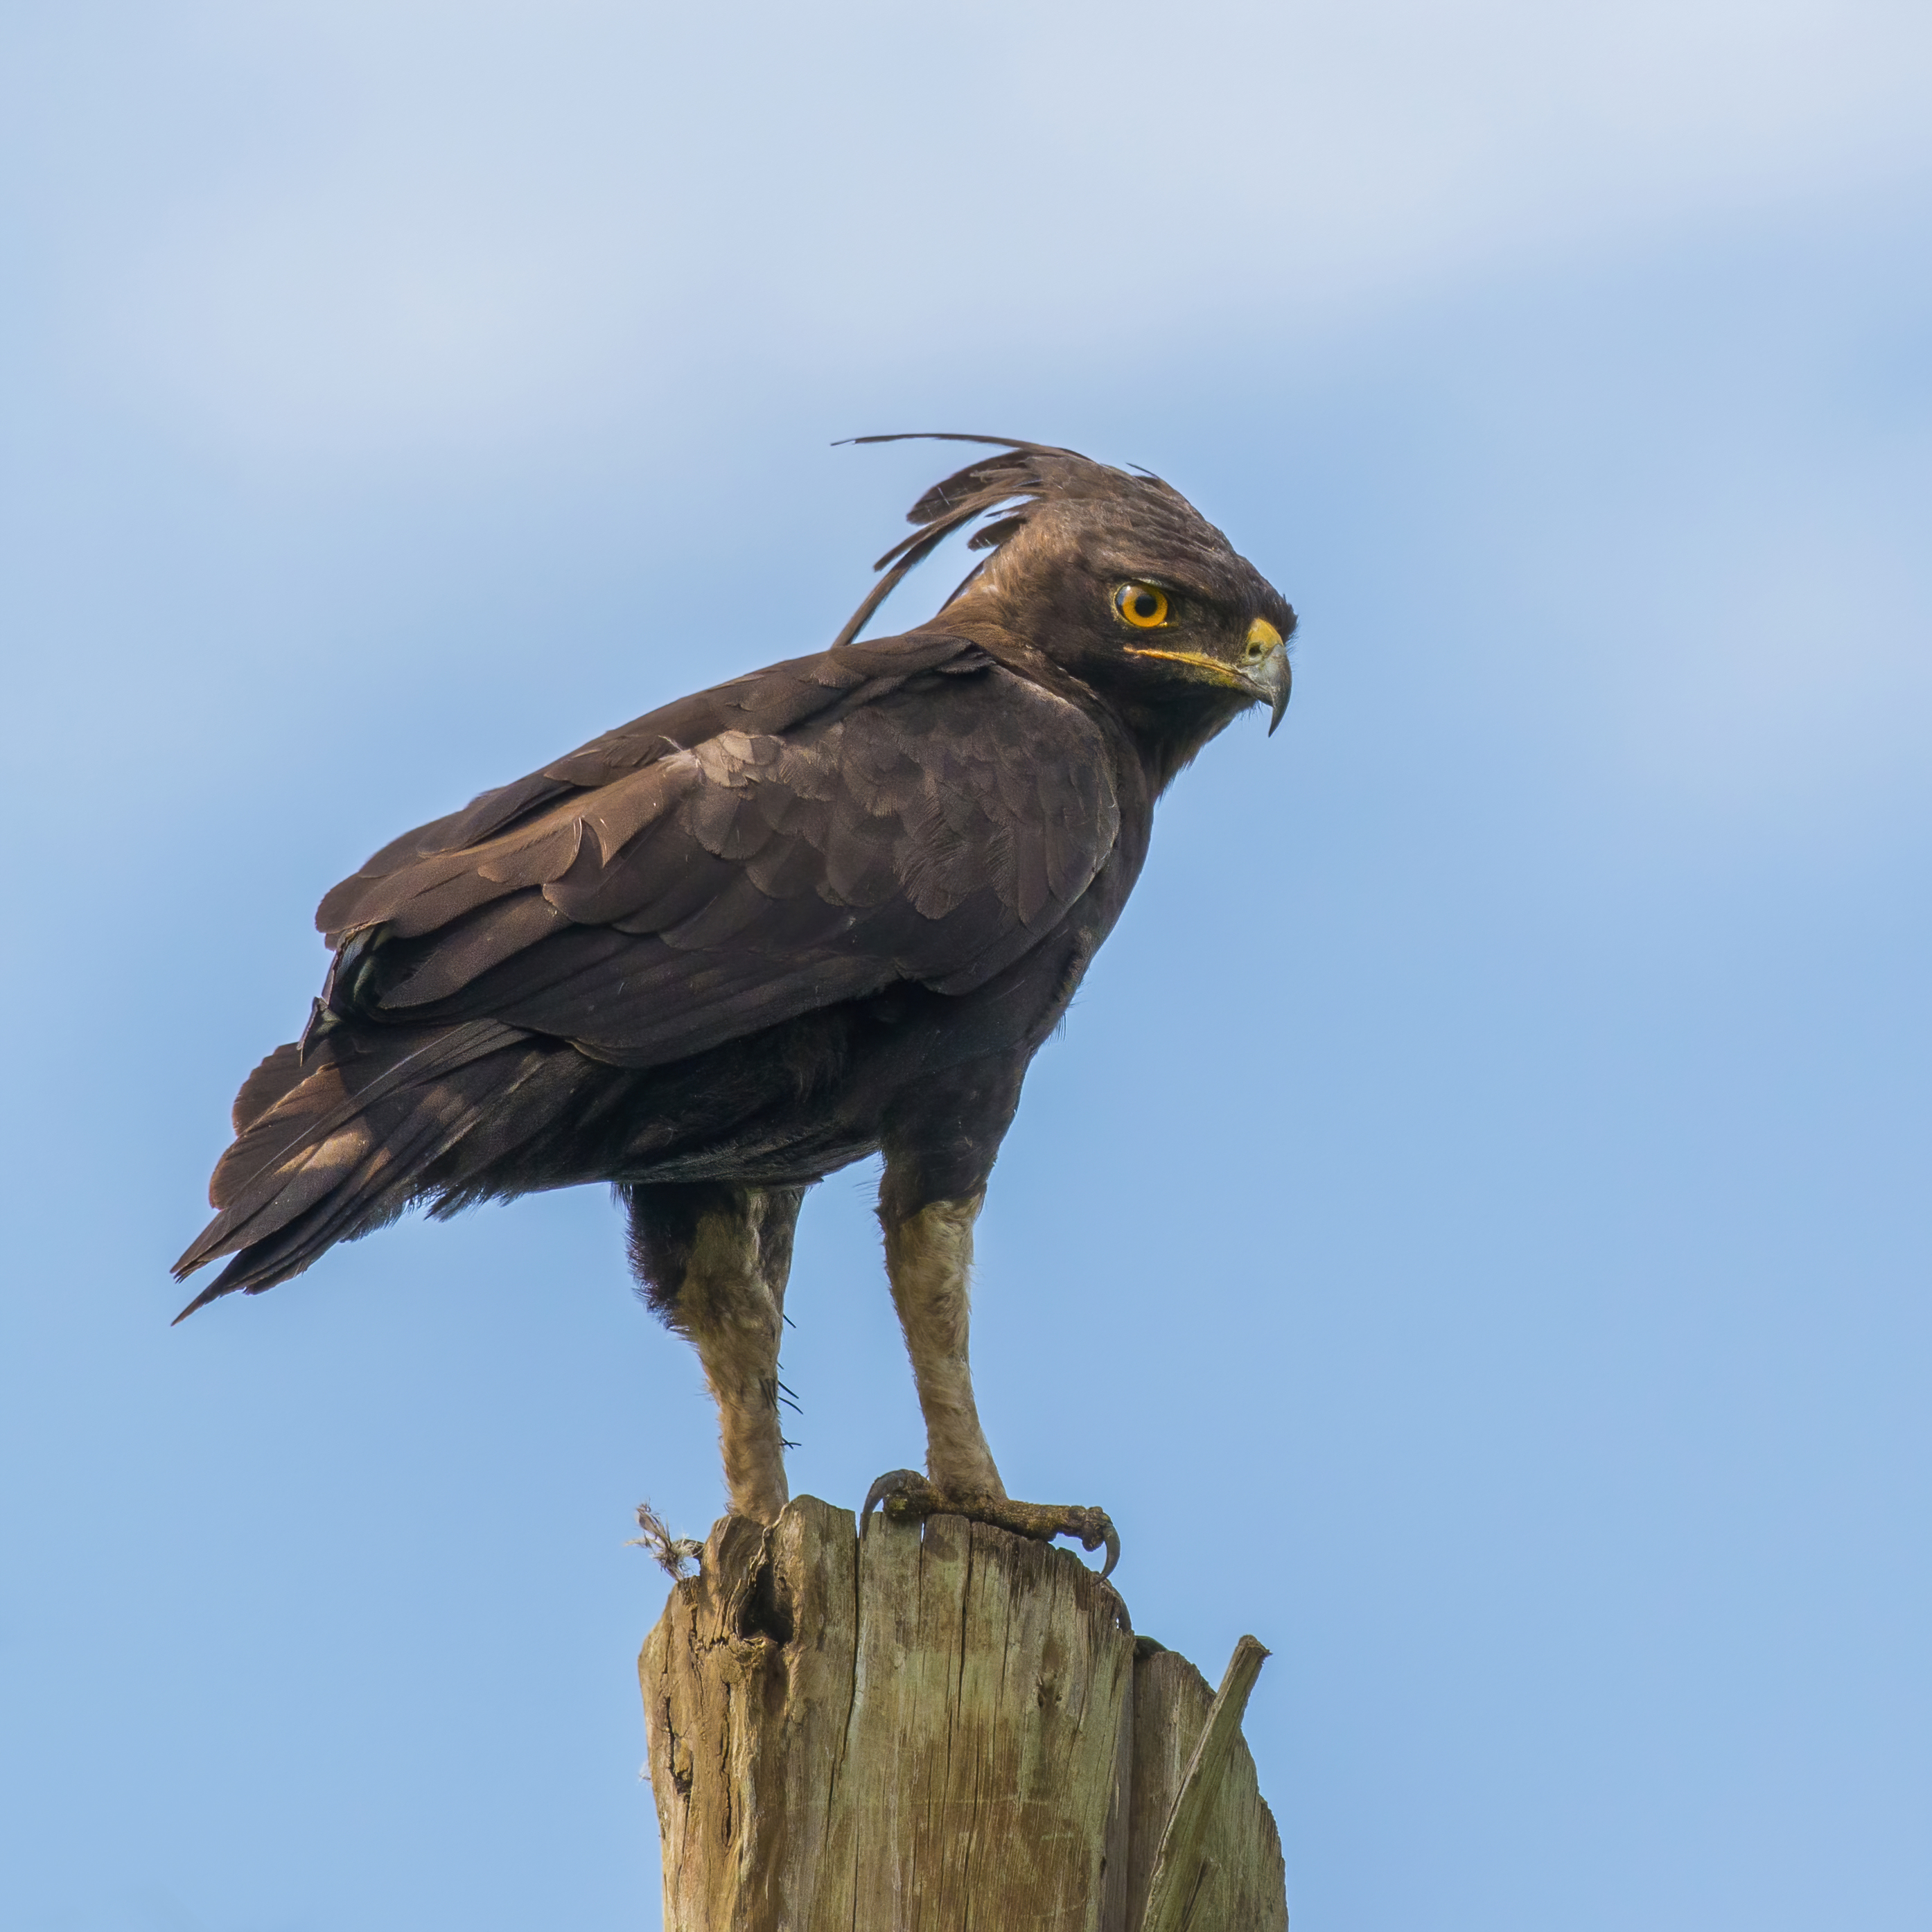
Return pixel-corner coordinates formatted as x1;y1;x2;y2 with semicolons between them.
315;635;1121;1069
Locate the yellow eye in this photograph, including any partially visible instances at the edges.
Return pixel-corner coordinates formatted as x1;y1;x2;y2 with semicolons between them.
1115;583;1170;629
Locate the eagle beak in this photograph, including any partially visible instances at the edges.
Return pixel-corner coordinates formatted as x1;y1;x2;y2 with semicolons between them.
1121;616;1292;729
1244;619;1292;735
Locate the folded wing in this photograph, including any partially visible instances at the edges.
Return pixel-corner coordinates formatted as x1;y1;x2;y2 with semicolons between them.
314;633;1122;1069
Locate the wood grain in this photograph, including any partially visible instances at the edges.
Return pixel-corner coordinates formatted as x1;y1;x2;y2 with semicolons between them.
640;1497;1287;1931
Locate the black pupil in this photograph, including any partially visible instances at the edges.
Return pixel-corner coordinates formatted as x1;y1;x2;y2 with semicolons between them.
1132;592;1157;618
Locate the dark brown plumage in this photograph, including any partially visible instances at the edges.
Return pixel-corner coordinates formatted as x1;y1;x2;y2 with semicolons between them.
174;435;1295;1561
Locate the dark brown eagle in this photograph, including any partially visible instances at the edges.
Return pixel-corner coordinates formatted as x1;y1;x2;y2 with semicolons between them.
173;435;1294;1571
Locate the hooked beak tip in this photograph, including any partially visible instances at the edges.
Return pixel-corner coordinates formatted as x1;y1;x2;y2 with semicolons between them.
1244;618;1290;736
1263;658;1291;736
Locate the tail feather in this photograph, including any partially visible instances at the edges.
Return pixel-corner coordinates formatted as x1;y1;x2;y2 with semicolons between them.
205;1019;527;1215
231;1044;308;1136
172;1018;561;1315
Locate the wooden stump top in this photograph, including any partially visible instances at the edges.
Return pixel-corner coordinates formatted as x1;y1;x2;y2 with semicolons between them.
640;1497;1286;1932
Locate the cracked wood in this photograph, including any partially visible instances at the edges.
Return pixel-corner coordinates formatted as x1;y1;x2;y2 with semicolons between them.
639;1496;1285;1931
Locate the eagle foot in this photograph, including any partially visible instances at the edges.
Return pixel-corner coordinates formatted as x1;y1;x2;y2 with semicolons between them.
860;1468;1120;1578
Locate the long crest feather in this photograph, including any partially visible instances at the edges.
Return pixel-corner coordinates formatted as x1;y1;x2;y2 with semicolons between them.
830;434;1098;647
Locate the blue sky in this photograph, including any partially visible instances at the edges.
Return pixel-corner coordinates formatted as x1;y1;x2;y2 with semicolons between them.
3;4;1929;1929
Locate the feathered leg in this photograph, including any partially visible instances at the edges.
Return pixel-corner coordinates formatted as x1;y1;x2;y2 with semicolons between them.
880;1193;1006;1499
867;1159;1118;1576
626;1182;804;1527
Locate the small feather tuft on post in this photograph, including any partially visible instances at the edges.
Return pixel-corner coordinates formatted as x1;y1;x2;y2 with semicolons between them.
629;1500;704;1579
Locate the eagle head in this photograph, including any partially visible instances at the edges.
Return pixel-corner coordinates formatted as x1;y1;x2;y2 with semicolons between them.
838;435;1297;748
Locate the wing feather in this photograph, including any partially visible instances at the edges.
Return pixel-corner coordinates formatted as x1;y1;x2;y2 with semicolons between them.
309;632;1121;1069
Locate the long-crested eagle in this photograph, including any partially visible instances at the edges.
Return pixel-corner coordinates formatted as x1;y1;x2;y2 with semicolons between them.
173;436;1295;1572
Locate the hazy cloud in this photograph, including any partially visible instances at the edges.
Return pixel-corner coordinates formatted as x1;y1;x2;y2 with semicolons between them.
16;0;1929;453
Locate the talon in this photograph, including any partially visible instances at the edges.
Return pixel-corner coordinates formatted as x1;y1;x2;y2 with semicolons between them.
859;1472;1121;1576
861;1468;934;1534
1095;1515;1121;1579
1061;1504;1121;1579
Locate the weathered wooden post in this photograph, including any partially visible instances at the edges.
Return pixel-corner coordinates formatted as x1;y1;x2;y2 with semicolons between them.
640;1497;1288;1931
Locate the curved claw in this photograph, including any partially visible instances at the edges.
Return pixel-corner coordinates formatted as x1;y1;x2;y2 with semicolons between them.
861;1468;931;1534
1061;1504;1121;1579
859;1471;1121;1577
